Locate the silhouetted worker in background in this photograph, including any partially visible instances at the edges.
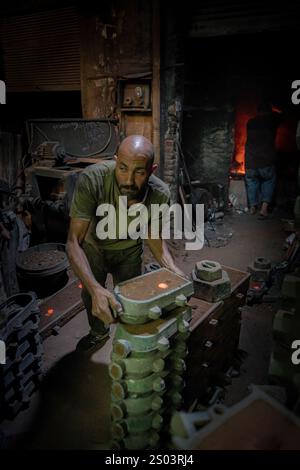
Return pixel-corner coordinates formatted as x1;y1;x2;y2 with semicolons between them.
245;102;282;219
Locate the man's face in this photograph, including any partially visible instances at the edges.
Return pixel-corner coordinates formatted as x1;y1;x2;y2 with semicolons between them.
115;150;152;200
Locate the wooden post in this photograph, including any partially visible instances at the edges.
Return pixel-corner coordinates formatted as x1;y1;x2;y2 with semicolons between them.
152;0;160;166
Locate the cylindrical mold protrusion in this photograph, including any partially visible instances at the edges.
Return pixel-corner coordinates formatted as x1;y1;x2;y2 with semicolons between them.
178;319;190;334
148;431;160;447
111;402;126;421
172;341;188;357
152;358;165;373
110;439;123;450
152;414;163;430
113;339;132;359
157;336;170;352
111;421;127;440
151;395;164;411
153;377;166;393
109;362;125;380
148;306;162;320
175;294;187;307
173;358;186;373
171;374;185;388
170;391;183;406
112;381;127;400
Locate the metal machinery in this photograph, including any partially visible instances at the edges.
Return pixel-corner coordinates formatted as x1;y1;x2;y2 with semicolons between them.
23;118;119;243
0;292;42;419
0;120;119;421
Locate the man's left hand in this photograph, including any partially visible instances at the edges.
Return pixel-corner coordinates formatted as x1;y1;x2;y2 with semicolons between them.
169;265;188;279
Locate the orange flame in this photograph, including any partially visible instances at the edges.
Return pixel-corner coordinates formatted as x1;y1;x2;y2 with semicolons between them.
233;97;257;175
233;96;294;176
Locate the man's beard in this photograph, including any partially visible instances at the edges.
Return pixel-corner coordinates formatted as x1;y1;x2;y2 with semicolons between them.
119;185;143;199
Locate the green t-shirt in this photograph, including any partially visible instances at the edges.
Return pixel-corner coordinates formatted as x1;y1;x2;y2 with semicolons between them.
70;160;170;251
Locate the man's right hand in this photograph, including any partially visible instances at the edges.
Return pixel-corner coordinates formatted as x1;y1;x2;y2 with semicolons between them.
66;218;124;327
90;286;123;326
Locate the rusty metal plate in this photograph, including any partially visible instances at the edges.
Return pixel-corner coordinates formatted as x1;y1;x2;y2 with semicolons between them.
114;269;194;324
39;277;84;339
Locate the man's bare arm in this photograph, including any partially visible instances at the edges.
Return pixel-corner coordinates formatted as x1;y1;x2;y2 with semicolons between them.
146;233;185;277
66;218;122;325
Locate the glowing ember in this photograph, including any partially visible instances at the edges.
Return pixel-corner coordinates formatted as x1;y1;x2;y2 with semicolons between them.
251;283;262;290
46;308;54;317
158;282;168;289
78;283;83;289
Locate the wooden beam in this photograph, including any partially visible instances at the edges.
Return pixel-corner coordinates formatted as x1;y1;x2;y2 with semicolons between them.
152;0;160;166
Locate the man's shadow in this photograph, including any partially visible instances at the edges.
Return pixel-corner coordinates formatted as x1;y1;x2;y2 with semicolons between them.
24;351;112;449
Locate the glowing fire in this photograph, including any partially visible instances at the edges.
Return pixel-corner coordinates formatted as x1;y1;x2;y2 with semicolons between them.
233;97;257;175
158;282;168;289
46;308;54;317
233;95;293;176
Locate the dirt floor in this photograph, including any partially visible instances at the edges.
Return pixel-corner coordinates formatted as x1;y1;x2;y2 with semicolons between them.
0;210;288;449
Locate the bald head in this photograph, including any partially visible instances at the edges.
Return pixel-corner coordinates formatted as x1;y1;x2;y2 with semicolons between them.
115;135;156;201
118;135;154;165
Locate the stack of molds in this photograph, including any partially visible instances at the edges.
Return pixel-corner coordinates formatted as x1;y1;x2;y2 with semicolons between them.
269;273;300;388
192;260;231;302
0;292;42;419
247;257;272;282
109;268;194;450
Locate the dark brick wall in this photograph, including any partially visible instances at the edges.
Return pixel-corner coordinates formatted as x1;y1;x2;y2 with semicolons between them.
182;106;235;189
160;2;186;202
181;37;235;196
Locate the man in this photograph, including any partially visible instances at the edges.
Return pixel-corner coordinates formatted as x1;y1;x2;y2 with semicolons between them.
67;135;184;354
245;102;282;219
